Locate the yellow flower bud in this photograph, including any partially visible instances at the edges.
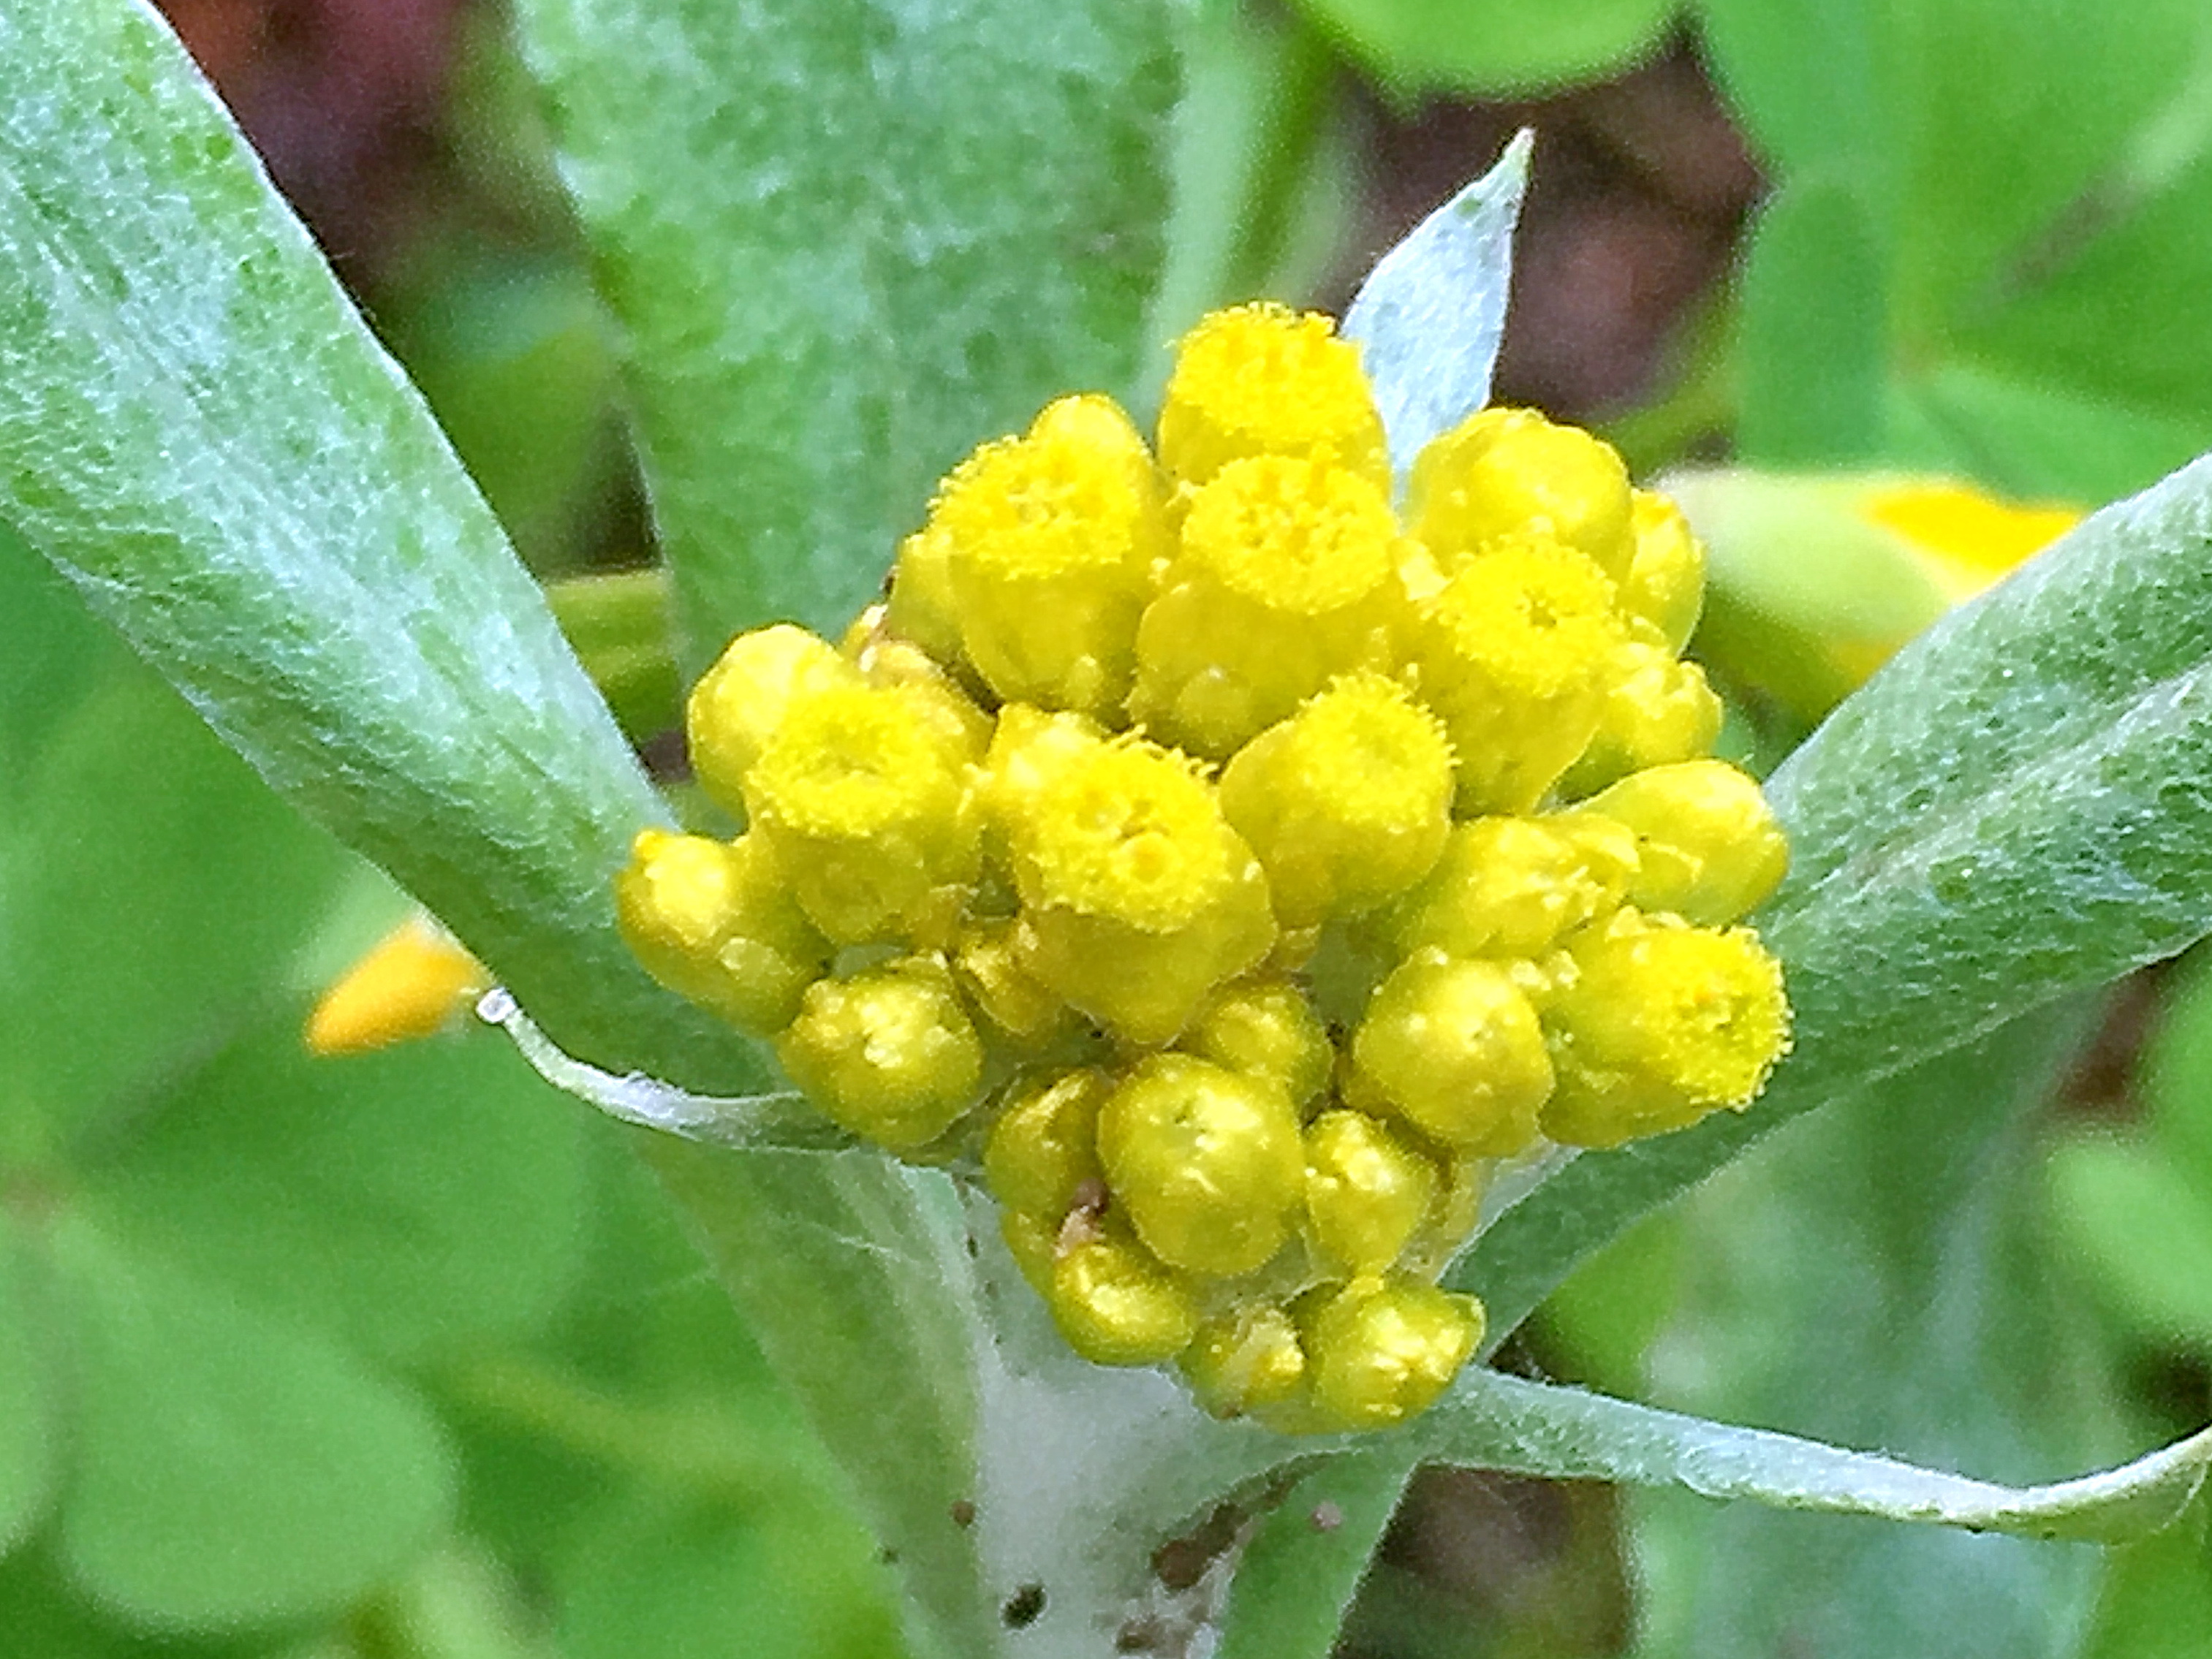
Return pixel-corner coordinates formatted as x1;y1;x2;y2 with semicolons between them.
1217;675;1455;929
1179;978;1333;1111
1303;1109;1441;1274
1007;735;1274;1043
1352;954;1553;1155
928;395;1164;718
614;829;830;1036
1156;303;1388;490
1409;536;1622;813
775;956;984;1152
1049;1234;1199;1366
982;1067;1110;1221
1581;759;1789;925
1557;640;1723;797
686;624;860;817
1181;1303;1307;1418
1622;488;1705;652
1407;407;1634;581
1541;909;1790;1147
952;915;1077;1047
1129;457;1404;758
885;522;968;667
744;682;979;946
1390;812;1638;961
1096;1054;1305;1277
850;633;992;764
1300;1276;1484;1430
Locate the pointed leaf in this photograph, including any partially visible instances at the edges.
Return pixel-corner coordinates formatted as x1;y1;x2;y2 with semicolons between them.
0;0;744;1086
1402;1370;2209;1546
1344;130;1530;482
507;0;1180;664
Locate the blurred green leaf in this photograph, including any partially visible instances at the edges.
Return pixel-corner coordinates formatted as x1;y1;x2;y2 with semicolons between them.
0;534;348;1155
1735;181;1887;463
1895;363;2207;506
2049;1139;2212;1346
558;1493;904;1659
0;0;748;1088
507;0;1179;666
2050;952;2212;1345
1630;1012;2114;1655
382;252;623;578
1701;0;2212;490
1294;0;1676;94
1464;452;2212;1341
2080;1519;2212;1659
0;1220;56;1560
82;1029;588;1364
545;569;681;740
50;1218;455;1630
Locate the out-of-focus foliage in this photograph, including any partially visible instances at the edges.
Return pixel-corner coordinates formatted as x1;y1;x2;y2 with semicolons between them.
8;0;2212;1655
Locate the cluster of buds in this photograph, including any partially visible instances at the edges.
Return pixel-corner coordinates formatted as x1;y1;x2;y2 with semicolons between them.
616;304;1790;1433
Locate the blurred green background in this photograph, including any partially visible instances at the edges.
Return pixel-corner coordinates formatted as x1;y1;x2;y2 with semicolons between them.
7;1;2212;1654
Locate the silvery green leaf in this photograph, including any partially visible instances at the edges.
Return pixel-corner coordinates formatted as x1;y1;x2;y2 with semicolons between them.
1400;1370;2211;1546
0;0;746;1087
1344;129;1532;482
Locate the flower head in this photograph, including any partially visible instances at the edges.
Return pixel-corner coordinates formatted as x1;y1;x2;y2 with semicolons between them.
616;303;1792;1433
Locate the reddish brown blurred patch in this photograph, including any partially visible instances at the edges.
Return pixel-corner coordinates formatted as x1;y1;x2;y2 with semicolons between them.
159;0;464;281
1341;36;1762;423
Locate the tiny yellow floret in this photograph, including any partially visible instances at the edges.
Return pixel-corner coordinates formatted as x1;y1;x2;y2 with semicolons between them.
1218;675;1455;928
1410;536;1623;812
1303;1109;1441;1274
1130;455;1404;756
686;623;860;817
744;683;978;946
1389;813;1638;961
1299;1277;1484;1431
1050;1235;1200;1366
1541;910;1791;1147
1181;1303;1308;1418
1157;303;1389;490
1407;407;1635;580
1582;760;1789;925
614;830;830;1036
927;394;1163;718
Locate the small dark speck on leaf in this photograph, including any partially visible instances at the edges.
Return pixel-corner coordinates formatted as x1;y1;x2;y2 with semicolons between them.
951;1498;977;1527
1002;1583;1047;1628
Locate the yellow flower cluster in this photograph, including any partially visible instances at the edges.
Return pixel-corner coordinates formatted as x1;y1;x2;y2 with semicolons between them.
616;303;1791;1433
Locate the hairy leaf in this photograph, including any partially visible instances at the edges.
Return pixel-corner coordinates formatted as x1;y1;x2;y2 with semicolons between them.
0;0;746;1086
508;0;1179;667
